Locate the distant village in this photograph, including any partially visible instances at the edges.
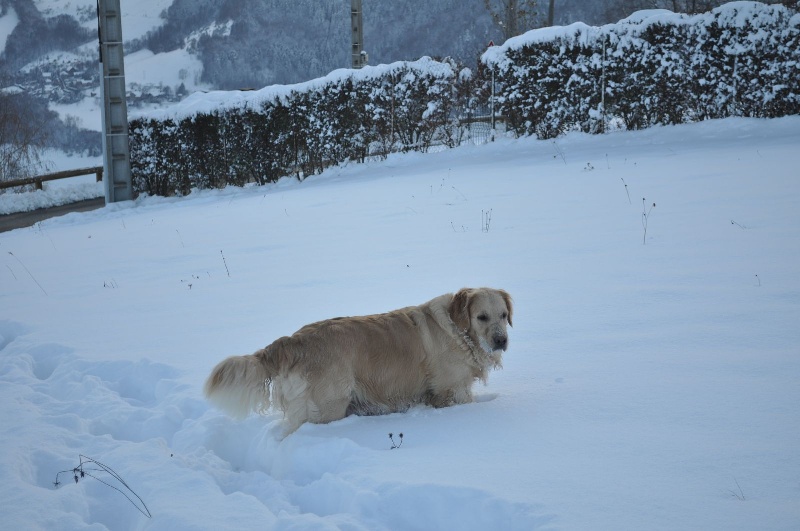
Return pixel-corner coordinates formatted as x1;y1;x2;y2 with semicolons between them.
8;55;187;108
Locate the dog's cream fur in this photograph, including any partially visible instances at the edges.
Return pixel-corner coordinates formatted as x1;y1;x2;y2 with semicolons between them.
204;288;513;433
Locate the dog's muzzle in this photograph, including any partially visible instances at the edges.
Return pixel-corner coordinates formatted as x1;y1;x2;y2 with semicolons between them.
493;334;508;351
481;333;508;353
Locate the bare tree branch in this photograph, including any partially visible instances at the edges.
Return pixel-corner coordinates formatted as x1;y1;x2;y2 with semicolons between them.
0;91;51;189
484;0;540;40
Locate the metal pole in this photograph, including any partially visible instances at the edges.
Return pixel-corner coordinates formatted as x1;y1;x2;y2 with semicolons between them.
491;65;496;140
351;0;365;69
97;0;133;202
601;35;606;134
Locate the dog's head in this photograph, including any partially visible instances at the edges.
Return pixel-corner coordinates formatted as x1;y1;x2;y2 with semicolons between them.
448;288;513;353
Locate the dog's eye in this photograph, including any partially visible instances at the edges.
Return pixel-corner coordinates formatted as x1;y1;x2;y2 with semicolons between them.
501;312;508;320
477;314;489;322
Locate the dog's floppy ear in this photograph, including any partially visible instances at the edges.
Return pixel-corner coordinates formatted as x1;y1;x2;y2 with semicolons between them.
498;289;513;327
448;288;472;331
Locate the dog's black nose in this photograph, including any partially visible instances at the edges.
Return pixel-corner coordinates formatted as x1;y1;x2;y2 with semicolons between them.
493;335;508;350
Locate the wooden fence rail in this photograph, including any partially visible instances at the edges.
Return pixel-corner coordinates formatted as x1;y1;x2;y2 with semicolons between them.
0;166;103;191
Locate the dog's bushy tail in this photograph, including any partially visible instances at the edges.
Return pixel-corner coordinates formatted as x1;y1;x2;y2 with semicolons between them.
204;348;274;419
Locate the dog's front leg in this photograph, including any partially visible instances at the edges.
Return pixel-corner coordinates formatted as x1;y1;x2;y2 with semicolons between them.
425;388;458;408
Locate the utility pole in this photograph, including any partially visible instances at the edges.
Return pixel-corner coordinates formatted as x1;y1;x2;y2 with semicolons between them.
351;0;368;68
97;0;133;203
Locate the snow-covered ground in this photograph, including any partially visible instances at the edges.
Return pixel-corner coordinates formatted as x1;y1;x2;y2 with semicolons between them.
1;116;799;530
32;0;170;41
125;48;207;94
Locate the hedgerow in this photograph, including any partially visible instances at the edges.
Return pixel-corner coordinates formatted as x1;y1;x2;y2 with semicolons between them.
129;2;799;196
129;58;480;195
482;2;799;138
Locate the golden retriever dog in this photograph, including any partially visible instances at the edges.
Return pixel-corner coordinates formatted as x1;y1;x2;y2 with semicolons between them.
204;287;513;433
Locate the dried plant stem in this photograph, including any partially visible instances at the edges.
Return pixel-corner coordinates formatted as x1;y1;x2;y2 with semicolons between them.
220;250;231;277
8;252;47;295
729;478;746;501
642;198;656;245
621;178;631;204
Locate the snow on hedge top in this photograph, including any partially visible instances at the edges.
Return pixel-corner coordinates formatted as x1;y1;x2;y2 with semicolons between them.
618;9;676;24
482;1;797;67
136;56;454;122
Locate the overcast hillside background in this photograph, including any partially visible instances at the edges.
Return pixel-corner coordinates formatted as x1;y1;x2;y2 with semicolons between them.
1;0;618;88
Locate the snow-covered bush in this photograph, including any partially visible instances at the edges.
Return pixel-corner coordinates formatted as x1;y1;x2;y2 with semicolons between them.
482;1;800;138
129;57;471;196
129;2;799;196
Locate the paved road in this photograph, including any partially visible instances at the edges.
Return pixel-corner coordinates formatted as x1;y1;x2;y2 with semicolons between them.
0;197;106;233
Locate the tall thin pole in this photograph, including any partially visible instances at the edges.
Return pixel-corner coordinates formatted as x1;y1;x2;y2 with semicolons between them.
601;35;606;134
351;0;366;69
488;40;496;141
97;0;133;202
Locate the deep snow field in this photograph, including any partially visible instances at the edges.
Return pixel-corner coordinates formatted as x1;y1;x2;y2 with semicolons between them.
1;116;799;530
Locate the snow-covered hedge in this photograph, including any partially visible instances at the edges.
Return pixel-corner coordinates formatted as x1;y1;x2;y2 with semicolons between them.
130;2;799;196
129;57;479;196
482;1;800;138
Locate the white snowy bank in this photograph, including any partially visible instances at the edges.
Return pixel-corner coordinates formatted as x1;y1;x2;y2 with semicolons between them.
1;116;799;530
